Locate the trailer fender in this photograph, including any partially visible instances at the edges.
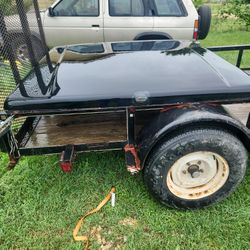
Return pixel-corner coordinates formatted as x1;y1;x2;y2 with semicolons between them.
137;104;250;168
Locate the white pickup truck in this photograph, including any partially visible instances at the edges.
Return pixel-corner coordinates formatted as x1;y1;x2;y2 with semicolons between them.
1;0;211;62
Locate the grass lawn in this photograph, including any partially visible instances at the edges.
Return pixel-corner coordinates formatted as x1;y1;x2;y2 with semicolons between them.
1;3;250;250
201;17;250;68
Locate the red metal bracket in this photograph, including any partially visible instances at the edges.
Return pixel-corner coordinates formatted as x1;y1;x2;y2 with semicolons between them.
60;145;75;172
8;155;19;170
124;144;141;174
160;104;192;113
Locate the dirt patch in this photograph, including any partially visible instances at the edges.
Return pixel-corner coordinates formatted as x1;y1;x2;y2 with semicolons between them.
90;226;129;249
90;226;113;250
118;217;138;227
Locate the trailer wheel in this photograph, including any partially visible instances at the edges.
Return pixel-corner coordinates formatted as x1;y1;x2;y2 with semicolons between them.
144;128;247;209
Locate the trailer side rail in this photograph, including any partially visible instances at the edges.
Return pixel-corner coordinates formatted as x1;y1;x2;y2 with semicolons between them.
208;44;250;70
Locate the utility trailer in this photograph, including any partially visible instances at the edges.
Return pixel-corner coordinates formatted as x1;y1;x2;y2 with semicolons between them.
0;0;250;209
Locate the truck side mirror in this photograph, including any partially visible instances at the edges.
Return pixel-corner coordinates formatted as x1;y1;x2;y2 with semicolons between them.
48;7;55;17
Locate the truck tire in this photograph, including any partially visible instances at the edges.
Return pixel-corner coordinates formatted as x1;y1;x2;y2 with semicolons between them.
198;5;211;40
11;34;44;63
143;128;247;209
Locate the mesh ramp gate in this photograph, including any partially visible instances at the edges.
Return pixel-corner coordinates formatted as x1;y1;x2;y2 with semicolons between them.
0;0;53;130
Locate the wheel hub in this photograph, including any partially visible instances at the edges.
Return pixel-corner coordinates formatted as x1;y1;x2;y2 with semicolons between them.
166;151;229;200
187;164;202;178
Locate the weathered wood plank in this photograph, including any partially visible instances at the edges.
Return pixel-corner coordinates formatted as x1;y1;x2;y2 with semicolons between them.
24;104;250;148
223;103;250;125
244;70;250;75
25;113;127;148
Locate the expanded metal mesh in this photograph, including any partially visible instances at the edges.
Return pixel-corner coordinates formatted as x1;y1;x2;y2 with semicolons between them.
0;0;53;130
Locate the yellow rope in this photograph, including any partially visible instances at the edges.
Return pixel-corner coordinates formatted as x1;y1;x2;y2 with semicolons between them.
73;187;116;250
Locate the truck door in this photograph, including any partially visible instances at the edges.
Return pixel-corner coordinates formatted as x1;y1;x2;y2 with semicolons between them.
103;0;154;42
43;0;104;47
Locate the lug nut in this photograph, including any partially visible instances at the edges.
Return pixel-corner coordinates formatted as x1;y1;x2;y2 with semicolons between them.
192;172;200;178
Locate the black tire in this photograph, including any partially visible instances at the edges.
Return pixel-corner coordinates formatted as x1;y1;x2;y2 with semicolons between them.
144;128;247;209
11;34;44;63
198;5;211;40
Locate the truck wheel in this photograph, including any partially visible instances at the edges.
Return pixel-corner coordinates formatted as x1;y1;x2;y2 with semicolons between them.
11;34;44;63
144;128;247;209
198;5;211;40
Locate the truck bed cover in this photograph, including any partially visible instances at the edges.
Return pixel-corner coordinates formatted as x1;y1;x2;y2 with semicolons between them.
4;41;250;112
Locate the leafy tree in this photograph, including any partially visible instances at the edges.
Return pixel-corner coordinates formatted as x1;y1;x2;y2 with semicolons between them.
0;0;33;16
193;0;204;8
220;0;250;27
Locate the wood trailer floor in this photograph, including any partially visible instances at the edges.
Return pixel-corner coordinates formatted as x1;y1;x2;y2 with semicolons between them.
244;70;250;75
25;113;127;148
223;103;250;125
24;104;250;149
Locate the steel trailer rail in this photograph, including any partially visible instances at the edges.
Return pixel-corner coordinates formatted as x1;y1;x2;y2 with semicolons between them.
208;44;250;70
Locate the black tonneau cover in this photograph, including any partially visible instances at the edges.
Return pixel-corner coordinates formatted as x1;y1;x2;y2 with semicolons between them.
4;41;250;112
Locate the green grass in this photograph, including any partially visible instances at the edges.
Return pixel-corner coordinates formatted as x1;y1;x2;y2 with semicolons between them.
1;3;250;250
202;17;250;68
0;153;250;250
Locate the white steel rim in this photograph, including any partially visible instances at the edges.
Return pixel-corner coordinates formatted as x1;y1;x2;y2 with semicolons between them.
166;151;229;200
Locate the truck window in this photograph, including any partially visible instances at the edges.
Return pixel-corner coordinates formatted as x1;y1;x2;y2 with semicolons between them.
111;41;180;52
109;0;144;16
154;0;184;16
67;44;104;53
53;0;99;16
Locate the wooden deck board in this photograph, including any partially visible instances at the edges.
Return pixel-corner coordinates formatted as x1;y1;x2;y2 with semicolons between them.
24;104;250;149
244;70;250;75
223;103;250;125
25;113;127;148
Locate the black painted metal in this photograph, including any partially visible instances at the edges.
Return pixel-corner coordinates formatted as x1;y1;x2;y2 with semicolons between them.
237;49;243;68
33;0;53;72
5;43;250;113
15;0;47;94
137;104;250;167
208;44;250;52
5;92;250;116
0;128;20;160
61;145;74;162
19;141;127;156
246;112;250;129
126;108;135;145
